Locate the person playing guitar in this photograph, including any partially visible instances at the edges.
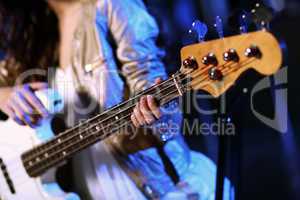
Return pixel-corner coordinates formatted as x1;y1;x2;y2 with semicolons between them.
0;0;231;199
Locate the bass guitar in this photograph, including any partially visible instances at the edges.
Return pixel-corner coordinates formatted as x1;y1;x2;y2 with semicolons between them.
0;30;282;199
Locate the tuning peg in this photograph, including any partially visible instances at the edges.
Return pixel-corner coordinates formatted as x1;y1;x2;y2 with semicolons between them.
202;53;218;66
223;49;239;62
214;16;224;38
183;57;198;69
188;20;208;43
208;67;223;81
245;45;262;58
251;3;274;30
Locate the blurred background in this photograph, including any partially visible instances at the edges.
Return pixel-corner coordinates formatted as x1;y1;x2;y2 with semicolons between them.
143;0;300;199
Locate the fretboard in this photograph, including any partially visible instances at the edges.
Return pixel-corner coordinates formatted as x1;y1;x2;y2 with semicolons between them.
21;72;190;177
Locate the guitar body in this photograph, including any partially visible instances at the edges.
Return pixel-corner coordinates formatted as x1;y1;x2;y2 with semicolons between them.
0;90;79;200
0;119;73;200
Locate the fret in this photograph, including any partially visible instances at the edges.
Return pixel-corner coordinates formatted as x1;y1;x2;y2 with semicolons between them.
26;129;104;176
22;109;133;175
22;72;190;177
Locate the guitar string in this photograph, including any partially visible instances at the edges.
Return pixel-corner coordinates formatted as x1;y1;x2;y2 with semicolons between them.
23;57;255;173
9;57;255;181
26;85;188;176
24;83;184;174
14;57;252;173
24;70;206;174
22;66;208;163
21;71;185;161
22;67;216;164
21;73;181;157
23;60;228;163
10;83;179;180
8;91;180;186
7;83;182;181
8;57;251;185
52;72;181;133
25;58;255;176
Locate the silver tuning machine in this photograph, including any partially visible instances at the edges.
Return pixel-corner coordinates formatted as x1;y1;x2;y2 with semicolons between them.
245;45;262;58
208;67;223;81
182;57;198;69
202;53;218;66
223;49;239;62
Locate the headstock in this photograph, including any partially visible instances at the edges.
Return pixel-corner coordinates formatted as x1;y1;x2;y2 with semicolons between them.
180;31;282;97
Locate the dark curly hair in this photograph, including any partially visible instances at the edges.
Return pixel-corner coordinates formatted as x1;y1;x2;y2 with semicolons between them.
0;0;59;79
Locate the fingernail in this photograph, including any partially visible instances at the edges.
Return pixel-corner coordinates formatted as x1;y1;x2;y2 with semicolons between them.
147;95;153;100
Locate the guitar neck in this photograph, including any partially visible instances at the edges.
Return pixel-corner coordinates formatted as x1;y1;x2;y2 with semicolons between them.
21;72;189;177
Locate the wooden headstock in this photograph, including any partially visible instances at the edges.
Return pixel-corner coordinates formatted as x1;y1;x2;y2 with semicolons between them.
180;31;282;97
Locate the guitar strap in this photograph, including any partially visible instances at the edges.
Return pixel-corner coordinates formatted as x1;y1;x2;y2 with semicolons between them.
105;134;188;200
104;138;161;200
